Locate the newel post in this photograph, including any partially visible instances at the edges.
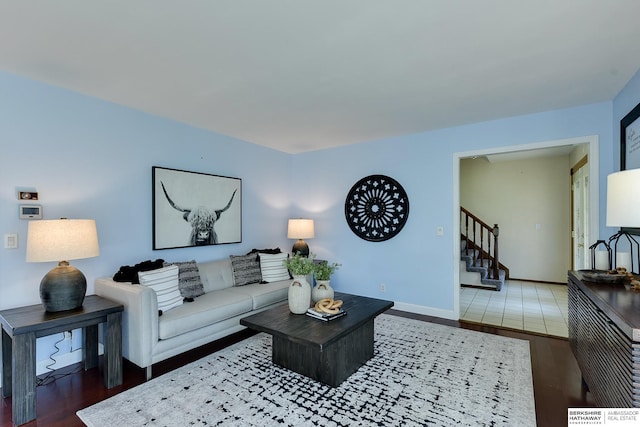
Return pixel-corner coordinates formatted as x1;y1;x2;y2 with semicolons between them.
492;224;500;279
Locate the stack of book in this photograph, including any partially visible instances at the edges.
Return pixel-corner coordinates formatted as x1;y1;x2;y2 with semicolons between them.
306;307;347;321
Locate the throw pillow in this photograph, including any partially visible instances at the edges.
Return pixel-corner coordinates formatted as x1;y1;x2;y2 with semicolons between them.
258;252;290;283
163;260;205;299
138;265;183;312
230;254;262;286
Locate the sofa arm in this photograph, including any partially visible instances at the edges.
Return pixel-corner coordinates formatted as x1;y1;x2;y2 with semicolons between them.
95;278;158;369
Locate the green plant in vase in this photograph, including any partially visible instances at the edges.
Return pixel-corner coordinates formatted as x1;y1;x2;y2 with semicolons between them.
313;261;341;281
284;252;316;314
312;260;341;302
283;252;316;276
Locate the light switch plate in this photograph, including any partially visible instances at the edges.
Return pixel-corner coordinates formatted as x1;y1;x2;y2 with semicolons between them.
4;233;18;249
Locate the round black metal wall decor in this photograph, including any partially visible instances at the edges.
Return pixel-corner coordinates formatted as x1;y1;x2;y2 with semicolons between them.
344;174;410;242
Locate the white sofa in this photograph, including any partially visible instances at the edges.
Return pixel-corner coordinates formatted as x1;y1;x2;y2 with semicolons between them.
95;257;291;379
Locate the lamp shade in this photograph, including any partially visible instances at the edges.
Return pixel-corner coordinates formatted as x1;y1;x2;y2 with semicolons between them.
26;219;100;312
26;219;100;262
287;219;315;239
606;169;640;227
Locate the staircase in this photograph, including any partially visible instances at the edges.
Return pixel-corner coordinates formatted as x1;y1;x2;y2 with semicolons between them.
460;207;508;291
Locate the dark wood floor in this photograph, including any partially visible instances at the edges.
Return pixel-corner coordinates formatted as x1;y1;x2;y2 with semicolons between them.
1;309;593;427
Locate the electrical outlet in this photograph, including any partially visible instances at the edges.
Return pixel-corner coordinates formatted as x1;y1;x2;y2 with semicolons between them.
379;283;386;292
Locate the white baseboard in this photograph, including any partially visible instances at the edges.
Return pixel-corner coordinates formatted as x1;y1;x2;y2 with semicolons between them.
392;301;458;321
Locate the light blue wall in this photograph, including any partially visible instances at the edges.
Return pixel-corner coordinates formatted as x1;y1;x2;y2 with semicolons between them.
0;72;292;371
2;64;639;376
0;72;292;309
293;102;615;315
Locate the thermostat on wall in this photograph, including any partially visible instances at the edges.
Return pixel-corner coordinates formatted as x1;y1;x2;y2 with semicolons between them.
19;204;42;220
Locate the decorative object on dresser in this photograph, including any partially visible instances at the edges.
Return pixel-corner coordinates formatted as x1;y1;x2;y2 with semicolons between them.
26;218;100;312
344;174;410;242
606;168;640;273
568;270;640;407
588;239;612;271
287;218;314;257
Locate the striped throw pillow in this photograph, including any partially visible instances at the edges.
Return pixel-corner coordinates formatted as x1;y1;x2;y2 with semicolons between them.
163;260;205;298
259;252;290;282
230;254;262;286
138;265;183;312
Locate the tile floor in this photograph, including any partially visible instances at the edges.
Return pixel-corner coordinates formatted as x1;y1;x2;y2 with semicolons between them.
460;280;568;338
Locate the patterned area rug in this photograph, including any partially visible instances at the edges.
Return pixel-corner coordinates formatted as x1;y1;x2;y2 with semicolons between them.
77;314;536;426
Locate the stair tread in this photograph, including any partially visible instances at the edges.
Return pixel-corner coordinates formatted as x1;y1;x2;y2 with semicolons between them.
460;248;505;291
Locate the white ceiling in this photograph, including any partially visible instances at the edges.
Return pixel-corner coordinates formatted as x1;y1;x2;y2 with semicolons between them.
2;1;640;154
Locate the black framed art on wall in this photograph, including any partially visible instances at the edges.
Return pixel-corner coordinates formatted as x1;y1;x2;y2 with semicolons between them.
152;166;241;250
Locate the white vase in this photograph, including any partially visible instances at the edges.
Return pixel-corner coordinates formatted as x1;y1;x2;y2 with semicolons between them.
312;279;334;302
288;275;311;314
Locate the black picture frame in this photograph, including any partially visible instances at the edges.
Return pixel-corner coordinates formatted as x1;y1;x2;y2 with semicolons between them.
152;166;241;250
619;102;640;236
621;100;640;171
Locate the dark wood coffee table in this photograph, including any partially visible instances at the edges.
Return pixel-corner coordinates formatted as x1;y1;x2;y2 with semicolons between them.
240;292;393;387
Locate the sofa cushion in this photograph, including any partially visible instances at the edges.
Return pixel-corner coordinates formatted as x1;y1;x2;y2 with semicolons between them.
258;252;290;282
228;279;290;310
158;290;253;340
163;260;205;299
198;259;234;293
138;265;183;312
230;254;262;286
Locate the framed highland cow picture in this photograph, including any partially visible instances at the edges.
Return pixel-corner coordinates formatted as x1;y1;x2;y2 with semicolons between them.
152;167;242;250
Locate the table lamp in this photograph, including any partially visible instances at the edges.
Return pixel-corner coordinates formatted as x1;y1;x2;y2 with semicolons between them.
287;218;314;257
606;169;640;274
26;219;100;312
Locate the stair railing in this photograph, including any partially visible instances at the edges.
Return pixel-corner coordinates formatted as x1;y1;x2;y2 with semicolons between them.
460;207;508;280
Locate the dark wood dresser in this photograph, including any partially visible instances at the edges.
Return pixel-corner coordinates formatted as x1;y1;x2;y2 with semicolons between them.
568;270;640;407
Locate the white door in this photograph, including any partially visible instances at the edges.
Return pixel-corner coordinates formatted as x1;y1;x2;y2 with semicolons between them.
572;162;589;269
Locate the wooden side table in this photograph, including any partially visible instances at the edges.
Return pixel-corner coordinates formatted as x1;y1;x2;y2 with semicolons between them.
0;295;123;425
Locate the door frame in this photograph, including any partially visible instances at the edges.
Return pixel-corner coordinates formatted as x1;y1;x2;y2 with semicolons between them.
571;155;589;270
452;135;599;319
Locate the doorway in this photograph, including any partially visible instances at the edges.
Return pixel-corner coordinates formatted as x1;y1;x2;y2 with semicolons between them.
452;135;599;322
